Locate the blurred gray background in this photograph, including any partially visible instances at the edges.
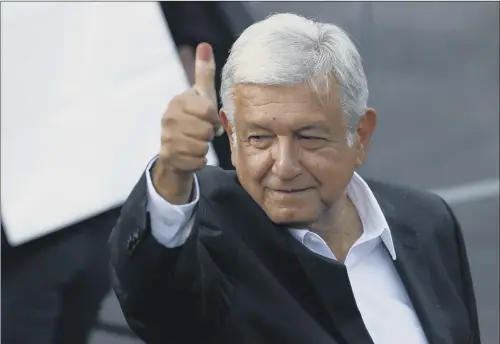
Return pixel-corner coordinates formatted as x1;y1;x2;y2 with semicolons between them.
92;2;499;343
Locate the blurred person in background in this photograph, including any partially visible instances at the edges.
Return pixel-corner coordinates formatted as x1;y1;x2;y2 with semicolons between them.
1;2;250;344
110;13;481;344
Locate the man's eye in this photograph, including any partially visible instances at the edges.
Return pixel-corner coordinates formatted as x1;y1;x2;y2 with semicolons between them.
299;135;325;141
248;135;267;141
248;135;273;148
299;135;327;150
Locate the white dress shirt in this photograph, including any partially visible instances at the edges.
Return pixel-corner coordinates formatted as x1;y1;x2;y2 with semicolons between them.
145;159;428;344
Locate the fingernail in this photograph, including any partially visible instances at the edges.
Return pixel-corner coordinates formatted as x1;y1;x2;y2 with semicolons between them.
196;43;212;62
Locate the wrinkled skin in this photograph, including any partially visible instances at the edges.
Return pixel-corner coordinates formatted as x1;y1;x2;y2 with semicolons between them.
220;82;377;243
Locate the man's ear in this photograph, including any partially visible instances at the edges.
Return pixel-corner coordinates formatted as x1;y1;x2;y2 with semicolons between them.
219;109;233;147
354;107;377;167
219;109;238;168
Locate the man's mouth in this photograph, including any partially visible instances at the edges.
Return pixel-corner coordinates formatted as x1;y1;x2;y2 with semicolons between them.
273;188;311;194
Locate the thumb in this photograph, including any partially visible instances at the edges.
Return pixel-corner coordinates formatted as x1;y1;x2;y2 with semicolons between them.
194;43;216;100
194;43;224;137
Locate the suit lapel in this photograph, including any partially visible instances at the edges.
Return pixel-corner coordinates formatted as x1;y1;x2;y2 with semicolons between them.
286;236;375;344
211;185;344;342
373;189;454;344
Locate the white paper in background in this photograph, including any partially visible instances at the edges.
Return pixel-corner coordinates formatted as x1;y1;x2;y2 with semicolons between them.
1;2;219;246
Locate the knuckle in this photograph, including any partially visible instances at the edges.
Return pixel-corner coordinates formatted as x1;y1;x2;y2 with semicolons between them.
162;115;176;127
172;93;187;106
166;99;180;115
160;133;179;155
195;142;209;156
160;132;172;144
202;143;210;155
194;122;213;141
193;157;207;170
173;94;192;113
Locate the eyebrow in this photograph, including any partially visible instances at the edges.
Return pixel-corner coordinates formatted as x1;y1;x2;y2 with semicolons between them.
244;123;331;134
245;122;273;131
296;125;330;134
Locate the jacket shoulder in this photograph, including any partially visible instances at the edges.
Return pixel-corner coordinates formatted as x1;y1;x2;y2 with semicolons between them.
366;178;451;222
365;178;459;247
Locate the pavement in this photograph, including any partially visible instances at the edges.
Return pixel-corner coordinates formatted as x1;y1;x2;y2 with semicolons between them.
91;2;499;343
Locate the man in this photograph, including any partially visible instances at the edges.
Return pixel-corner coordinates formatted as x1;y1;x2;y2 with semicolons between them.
109;13;481;344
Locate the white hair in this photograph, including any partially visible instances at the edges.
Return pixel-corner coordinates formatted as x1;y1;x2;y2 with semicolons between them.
220;13;369;146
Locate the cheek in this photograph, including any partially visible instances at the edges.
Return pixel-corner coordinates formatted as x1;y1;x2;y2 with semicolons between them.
234;146;273;181
302;148;357;197
234;147;274;201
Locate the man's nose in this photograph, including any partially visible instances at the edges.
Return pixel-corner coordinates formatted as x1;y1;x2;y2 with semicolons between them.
271;139;301;180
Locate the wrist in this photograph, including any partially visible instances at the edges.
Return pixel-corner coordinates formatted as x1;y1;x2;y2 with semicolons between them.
151;161;193;205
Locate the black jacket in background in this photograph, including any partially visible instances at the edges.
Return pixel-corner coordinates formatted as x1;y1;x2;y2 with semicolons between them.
110;166;481;344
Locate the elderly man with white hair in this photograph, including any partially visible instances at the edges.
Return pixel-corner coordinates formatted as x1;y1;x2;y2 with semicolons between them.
110;13;480;344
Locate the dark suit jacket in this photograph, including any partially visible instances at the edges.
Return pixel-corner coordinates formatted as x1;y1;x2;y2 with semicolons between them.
109;166;481;344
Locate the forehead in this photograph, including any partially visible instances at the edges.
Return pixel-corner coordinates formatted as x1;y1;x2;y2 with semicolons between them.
233;83;344;130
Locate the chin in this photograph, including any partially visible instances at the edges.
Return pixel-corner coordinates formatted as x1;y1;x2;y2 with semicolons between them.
266;208;318;228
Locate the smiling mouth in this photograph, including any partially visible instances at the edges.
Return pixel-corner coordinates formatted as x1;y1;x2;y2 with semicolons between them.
273;188;311;194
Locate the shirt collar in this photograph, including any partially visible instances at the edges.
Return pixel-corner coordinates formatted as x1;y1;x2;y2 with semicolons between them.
289;172;397;260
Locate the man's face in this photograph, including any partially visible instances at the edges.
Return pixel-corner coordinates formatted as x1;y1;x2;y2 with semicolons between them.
221;82;376;227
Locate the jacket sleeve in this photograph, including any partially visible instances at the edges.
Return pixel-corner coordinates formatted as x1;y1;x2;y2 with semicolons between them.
108;172;234;344
441;199;482;344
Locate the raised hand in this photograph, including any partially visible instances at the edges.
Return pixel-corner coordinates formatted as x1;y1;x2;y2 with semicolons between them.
152;43;222;204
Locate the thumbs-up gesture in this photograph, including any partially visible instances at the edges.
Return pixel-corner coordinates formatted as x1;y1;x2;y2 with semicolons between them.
153;43;223;204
